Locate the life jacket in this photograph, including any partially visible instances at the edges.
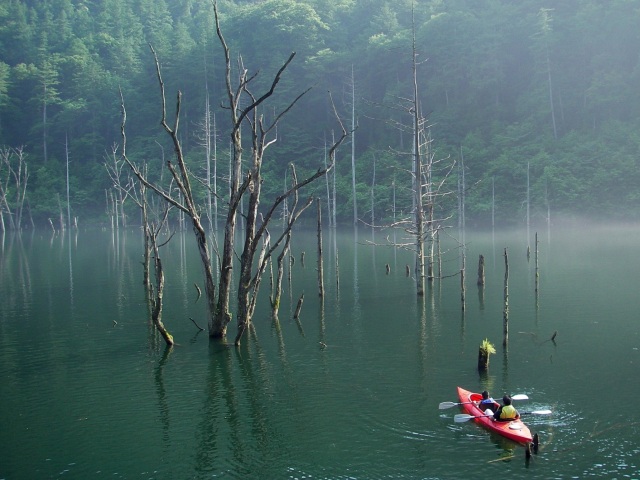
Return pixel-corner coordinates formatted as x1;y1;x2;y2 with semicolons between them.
499;404;517;420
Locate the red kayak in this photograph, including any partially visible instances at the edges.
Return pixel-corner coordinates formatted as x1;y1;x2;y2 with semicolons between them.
456;386;533;444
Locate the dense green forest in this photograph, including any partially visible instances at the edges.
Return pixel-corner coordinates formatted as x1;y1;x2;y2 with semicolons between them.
1;0;639;228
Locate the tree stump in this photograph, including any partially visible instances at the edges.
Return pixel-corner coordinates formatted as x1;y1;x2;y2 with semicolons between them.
477;339;495;372
477;348;489;371
477;254;485;286
294;293;304;319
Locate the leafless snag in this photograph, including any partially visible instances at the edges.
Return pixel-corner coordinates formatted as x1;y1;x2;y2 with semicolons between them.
104;143;131;229
0;147;29;231
360;12;459;296
120;45;218;342
119;3;348;347
148;205;175;346
212;0;348;346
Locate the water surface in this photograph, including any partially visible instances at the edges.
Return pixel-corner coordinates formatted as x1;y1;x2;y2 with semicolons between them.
1;226;639;478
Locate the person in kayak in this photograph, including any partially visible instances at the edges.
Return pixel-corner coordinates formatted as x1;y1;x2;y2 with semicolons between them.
479;391;500;414
493;395;520;422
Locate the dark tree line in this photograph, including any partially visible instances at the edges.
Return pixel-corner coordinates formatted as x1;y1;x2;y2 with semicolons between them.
1;0;640;229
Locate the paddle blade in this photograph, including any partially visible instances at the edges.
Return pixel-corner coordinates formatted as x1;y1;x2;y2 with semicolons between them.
454;414;474;422
517;409;552;416
454;414;489;423
439;402;458;409
530;409;552;415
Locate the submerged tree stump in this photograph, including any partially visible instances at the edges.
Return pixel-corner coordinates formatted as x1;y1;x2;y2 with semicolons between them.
294;293;304;319
535;232;539;294
477;339;495;372
460;267;466;311
151;257;174;346
503;248;509;348
478;348;489;371
317;199;324;298
477;254;485;286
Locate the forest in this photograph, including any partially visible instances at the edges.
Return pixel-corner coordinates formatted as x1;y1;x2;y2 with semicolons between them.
1;0;639;229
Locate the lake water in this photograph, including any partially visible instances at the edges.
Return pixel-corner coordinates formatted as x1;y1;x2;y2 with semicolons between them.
1;225;639;479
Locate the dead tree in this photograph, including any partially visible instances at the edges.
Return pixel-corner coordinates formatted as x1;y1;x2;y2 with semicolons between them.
120;47;218;343
503;248;509;347
0;147;29;231
121;3;347;345
123;161;157;291
317;198;325;298
477;254;485;286
270;164;305;319
104;143;131;229
148;208;175;346
366;12;456;295
212;1;347;345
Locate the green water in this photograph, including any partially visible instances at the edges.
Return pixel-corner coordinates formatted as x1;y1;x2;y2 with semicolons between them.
1;226;639;479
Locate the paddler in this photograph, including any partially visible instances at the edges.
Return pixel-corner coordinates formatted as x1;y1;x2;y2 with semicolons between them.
493;394;520;422
479;390;500;414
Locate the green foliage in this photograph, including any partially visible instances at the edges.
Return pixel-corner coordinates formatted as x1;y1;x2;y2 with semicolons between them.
0;0;639;226
30;161;66;218
480;338;496;356
0;61;10;108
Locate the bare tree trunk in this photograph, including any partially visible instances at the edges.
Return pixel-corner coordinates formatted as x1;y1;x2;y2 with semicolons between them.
213;2;347;344
535;232;539;294
370;153;376;234
317;198;324;297
121;4;347;346
503;248;509;347
150;254;174;346
491;176;495;230
332;132;337;229
527;162;530;249
213;113;218;231
212;6;245;338
436;229;442;279
57;194;65;232
65;134;72;230
271;231;290;318
477;254;485;286
412;26;425;297
460;250;465;311
42;84;48;164
120;48;218;342
0;147;29;231
294;293;304;319
234;146;263;344
0;149;14;230
271;164;304;319
205;91;213;231
143;207;175;346
140;175;152;291
350;65;357;226
323;136;332;227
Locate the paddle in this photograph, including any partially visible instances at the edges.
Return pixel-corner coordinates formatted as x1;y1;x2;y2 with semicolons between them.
439;394;529;410
454;410;552;423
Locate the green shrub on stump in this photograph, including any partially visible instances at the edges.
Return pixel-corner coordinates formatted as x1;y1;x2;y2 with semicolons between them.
478;338;496;371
